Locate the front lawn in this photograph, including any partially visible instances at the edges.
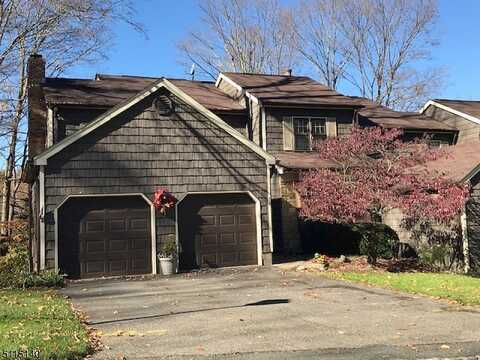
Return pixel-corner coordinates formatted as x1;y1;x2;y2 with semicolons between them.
327;271;480;306
0;289;90;359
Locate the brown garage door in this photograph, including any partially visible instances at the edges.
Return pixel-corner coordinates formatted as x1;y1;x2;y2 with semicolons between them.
178;194;258;269
59;196;151;278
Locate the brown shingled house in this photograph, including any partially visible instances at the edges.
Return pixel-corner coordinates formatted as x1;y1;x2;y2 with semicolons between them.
26;53;461;278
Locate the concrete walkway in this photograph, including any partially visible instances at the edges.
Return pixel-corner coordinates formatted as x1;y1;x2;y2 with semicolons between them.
63;267;480;359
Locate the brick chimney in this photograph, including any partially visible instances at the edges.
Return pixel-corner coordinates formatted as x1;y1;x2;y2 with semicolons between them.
27;54;46;161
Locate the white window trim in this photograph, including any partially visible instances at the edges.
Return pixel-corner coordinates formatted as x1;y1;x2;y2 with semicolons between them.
52;193;157;275
292;116;328;151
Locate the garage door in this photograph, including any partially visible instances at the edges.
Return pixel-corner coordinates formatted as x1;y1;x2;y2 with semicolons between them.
59;196;151;278
178;194;258;269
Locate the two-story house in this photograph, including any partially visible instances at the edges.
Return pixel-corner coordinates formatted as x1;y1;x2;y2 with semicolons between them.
26;54;459;278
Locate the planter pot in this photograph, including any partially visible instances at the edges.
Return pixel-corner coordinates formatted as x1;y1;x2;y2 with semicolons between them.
158;256;175;275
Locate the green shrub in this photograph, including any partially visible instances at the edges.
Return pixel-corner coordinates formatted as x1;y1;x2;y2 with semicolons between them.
0;243;29;288
417;244;454;270
24;270;65;288
354;223;399;263
159;236;177;257
0;243;65;288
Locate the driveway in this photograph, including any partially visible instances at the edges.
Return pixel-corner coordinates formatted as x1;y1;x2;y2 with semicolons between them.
63;267;480;359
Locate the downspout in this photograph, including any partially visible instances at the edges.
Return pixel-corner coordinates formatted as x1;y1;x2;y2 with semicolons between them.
39;165;45;270
461;205;470;274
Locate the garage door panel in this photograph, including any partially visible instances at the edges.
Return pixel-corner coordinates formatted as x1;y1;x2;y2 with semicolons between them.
219;232;235;245
238;232;256;244
110;219;126;232
219;215;235;225
130;218;148;231
110;238;129;251
85;220;105;233
199;234;218;247
59;196;152;278
131;237;149;250
220;252;238;266
179;194;258;270
83;260;107;275
85;239;106;253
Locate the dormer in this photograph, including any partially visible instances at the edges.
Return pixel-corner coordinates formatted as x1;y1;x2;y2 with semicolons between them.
215;72;363;154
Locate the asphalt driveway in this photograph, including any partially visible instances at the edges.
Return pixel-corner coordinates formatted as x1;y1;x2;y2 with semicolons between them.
63;267;480;359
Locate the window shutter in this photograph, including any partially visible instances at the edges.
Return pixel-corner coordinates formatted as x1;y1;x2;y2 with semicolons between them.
326;117;337;137
283;116;294;150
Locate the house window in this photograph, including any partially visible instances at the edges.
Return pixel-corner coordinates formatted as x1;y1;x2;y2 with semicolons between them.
293;117;326;151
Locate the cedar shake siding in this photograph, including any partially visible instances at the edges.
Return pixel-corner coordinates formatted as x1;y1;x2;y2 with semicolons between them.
54;107;248;143
424;105;479;144
466;172;480;273
42;91;270;269
265;108;355;153
55;107;108;142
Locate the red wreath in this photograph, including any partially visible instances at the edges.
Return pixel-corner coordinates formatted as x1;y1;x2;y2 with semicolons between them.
153;188;177;214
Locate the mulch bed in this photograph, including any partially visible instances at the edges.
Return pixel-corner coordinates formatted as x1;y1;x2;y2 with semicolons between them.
326;255;434;273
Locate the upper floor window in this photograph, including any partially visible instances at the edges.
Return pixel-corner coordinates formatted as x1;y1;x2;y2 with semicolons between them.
285;116;328;151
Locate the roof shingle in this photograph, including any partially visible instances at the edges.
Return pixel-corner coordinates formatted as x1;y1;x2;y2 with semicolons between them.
42;75;245;112
355;97;455;131
433;99;480;119
221;72;362;107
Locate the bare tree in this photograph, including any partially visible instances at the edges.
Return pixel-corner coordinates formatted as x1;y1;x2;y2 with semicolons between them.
341;0;441;110
0;0;143;233
178;0;299;79
293;0;350;90
295;0;441;111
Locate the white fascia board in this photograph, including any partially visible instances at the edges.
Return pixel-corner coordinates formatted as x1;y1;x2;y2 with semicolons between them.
34;77;275;166
421;100;480;126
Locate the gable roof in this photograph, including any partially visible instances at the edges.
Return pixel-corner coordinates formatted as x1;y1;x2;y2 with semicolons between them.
423;142;480;182
218;72;363;108
34;78;275;165
356;97;456;131
43;75;246;113
421;99;480;125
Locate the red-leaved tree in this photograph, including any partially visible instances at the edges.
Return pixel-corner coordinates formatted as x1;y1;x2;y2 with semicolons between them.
296;127;470;264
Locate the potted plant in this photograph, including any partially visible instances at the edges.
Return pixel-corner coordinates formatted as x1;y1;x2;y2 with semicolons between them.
158;237;177;275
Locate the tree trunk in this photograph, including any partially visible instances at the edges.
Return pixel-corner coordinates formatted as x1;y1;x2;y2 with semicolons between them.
1;54;26;237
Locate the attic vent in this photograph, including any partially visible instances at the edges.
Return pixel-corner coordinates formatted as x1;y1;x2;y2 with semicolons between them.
154;95;174;115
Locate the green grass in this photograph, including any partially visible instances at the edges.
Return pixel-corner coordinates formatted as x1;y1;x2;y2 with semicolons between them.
326;271;480;306
0;289;90;359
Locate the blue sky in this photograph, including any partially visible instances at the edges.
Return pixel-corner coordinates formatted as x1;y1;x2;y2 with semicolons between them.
67;0;480;101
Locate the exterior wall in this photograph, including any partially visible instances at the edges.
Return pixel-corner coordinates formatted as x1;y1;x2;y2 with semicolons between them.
425;105;479;144
55;107;108;142
402;130;456;146
279;171;301;252
214;112;248;137
42;91;271;269
265;108;355;153
55;107;248;142
466;173;480;273
382;208;412;245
